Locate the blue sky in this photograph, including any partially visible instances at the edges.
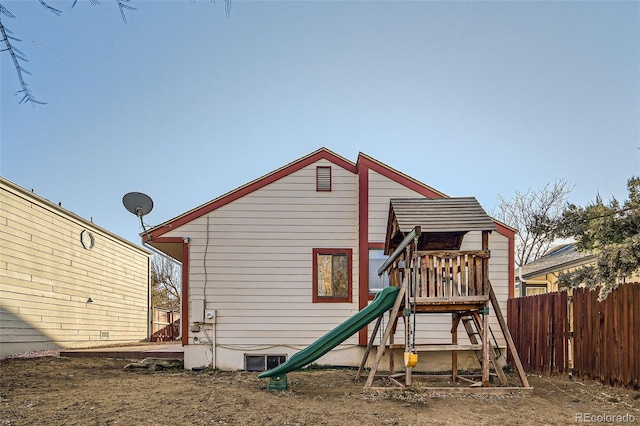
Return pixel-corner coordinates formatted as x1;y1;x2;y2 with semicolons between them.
1;0;638;246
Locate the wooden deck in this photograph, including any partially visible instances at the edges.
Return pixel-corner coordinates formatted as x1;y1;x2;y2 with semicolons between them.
60;343;183;360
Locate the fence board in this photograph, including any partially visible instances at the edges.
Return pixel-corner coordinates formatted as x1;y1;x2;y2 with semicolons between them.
573;284;640;388
507;291;568;375
150;308;180;342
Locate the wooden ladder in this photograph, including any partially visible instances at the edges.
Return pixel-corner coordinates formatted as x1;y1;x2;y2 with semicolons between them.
456;312;508;386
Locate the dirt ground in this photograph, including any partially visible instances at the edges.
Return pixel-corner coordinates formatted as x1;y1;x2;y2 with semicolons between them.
1;356;639;426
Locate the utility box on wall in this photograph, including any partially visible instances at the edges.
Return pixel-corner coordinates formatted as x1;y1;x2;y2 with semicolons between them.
192;297;205;323
204;310;216;324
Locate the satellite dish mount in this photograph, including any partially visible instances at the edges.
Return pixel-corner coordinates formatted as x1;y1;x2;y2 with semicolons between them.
122;192;154;241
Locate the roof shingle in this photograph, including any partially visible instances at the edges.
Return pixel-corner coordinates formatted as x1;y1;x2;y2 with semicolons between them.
389;197;496;234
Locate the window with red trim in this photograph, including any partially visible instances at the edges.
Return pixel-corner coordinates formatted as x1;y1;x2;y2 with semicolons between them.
312;248;352;303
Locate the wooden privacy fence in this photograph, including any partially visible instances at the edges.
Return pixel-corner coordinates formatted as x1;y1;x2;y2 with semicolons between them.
507;290;569;375
573;284;640;389
151;308;180;342
507;283;640;389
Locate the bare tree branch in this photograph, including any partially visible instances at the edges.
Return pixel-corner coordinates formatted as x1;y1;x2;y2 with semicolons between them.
38;1;62;16
0;15;46;104
151;254;181;310
495;178;574;267
1;0;231;105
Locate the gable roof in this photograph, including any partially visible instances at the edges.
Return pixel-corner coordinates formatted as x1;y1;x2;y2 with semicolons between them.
356;152;447;199
145;147;515;242
146;148;355;241
355;153;515;235
520;243;596;280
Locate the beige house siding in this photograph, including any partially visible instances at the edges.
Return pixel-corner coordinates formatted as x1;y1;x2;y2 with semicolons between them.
368;169;424;242
461;231;509;347
0;178;151;358
163;159;359;361
149;149;515;370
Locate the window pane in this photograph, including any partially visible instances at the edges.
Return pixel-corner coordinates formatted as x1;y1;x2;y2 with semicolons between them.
331;254;347;297
316;252;348;298
317;254;332;297
369;249;390;293
266;355;287;370
245;356;265;372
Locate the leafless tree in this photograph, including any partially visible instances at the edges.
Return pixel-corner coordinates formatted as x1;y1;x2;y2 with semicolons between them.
151;254;181;311
495;178;573;268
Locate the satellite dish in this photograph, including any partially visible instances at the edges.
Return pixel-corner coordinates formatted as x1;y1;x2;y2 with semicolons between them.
123;192;154;217
122;192;154;241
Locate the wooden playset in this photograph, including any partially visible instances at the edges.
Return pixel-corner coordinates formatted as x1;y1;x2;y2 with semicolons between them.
356;198;531;392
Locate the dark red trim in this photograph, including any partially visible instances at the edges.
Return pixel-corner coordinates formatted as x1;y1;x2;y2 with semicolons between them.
508;235;515;299
149;149;356;239
145;237;185;247
312;248;353;303
357;161;369;345
357;154;446;199
494;222;516;241
358;152;514;239
494;222;516;298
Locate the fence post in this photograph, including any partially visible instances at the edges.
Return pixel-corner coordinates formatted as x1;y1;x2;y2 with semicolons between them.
567;288;574;378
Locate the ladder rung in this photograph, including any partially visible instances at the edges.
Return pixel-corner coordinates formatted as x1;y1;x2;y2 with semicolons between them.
388;344;483;351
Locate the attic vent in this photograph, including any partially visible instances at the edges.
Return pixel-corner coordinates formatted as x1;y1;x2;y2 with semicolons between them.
316;166;331;192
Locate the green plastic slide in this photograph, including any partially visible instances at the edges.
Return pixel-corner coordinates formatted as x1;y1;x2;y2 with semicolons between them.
258;286;399;379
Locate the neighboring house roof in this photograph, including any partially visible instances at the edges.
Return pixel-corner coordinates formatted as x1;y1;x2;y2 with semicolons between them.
0;176;150;255
519;243;596;281
389;197;497;234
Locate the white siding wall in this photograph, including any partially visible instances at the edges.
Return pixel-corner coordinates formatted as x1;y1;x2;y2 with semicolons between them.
174;164;512;370
460;231;510;347
0;180;150;358
368;169;423;242
165;160;359;369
